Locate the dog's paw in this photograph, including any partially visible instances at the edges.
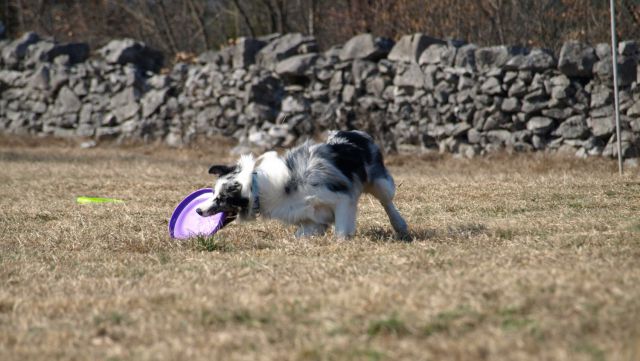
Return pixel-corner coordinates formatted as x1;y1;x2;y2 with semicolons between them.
396;231;413;242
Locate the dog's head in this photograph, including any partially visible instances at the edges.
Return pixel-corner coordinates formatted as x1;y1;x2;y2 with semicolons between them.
196;155;255;220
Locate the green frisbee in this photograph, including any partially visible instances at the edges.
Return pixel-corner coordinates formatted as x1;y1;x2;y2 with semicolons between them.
76;196;124;205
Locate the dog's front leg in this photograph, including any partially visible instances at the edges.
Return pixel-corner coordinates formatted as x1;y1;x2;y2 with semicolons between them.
334;199;357;239
295;222;328;238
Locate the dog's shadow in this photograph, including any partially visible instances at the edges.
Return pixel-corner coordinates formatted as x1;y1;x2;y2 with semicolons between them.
361;227;435;243
362;223;488;243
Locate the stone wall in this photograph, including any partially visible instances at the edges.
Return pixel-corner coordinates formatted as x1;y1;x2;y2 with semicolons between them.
1;30;640;159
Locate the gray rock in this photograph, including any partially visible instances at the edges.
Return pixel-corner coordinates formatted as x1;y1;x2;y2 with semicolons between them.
329;70;344;94
550;74;571;87
480;77;502;95
553;115;589;139
527;116;554;134
508;80;528;97
542;108;573;120
501;97;521;113
590;86;612;108
590;106;614;118
165;131;183;147
394;63;424;88
281;95;310;114
388;33;444;63
197;48;231;66
28;65;50;90
0;70;23;86
257;33;317;69
1;32;40;68
475;45;524;72
339;33;394;61
449;122;471;137
232;37;267;68
257;33;282;44
113;102;140;122
505;48;556;71
440;47;458;67
627;101;640;117
342;85;356;104
418;44;449;65
481;113;506;131
357;96;385;110
595;43;611;60
486;129;512;144
457;75;475;91
79;104;93;124
109;86;141;121
593;59;613;82
558;41;596;77
142;89;168;118
522;99;548;114
96;126;122;140
365;76;387;97
467;128;483;143
80;140;97;148
594;55;637;86
551;82;572;100
31;101;47;114
27;40;89;66
99;39;164;73
349;59;375;85
110;86;141;108
588;116;615;138
148;74;170;89
55;86;82;114
601;132;638;158
275;53;318;77
454;44;476;69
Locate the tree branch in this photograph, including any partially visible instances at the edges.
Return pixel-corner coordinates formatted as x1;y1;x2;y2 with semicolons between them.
231;0;256;37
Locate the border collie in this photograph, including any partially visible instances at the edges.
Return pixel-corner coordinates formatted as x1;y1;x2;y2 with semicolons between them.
196;130;409;239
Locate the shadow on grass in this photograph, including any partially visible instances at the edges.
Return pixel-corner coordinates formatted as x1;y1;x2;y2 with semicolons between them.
361;227;436;243
362;223;488;243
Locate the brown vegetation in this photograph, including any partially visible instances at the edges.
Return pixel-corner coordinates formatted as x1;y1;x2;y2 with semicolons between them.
1;139;640;360
3;1;640;57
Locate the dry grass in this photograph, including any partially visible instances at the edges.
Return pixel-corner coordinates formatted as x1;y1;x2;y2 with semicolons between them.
1;137;640;361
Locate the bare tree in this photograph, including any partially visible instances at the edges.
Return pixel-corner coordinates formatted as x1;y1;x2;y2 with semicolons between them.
3;0;640;61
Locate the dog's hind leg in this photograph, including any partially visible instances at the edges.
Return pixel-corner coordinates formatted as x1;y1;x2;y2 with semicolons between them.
295;222;328;238
367;175;409;239
334;198;357;239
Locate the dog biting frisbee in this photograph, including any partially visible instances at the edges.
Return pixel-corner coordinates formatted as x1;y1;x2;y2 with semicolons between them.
169;188;228;239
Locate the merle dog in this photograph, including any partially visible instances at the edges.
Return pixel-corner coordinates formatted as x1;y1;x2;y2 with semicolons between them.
196;130;409;239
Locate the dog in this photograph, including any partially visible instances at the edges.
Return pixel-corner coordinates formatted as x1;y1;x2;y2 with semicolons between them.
196;130;409;239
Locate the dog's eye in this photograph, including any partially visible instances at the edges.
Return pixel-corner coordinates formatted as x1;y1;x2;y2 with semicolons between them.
224;182;242;193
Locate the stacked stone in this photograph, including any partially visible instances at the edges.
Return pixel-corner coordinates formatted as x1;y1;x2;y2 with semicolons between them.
1;30;640;161
0;34;171;143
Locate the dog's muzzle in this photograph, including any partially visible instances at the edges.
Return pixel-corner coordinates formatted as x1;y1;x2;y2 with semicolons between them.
196;206;218;217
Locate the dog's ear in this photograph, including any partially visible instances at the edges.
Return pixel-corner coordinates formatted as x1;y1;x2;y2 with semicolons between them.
208;165;236;176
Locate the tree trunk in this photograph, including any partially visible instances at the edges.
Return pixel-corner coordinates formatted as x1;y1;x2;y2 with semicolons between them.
231;0;256;37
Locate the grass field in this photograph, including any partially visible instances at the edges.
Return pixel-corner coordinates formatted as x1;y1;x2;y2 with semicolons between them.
1;137;640;361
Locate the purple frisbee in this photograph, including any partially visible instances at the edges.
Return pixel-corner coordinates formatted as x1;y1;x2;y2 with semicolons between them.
169;188;226;239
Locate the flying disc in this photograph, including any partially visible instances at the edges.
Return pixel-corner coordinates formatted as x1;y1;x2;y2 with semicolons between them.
169;188;226;239
76;196;124;204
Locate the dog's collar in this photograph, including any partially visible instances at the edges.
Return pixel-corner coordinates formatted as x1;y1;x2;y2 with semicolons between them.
251;171;260;216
